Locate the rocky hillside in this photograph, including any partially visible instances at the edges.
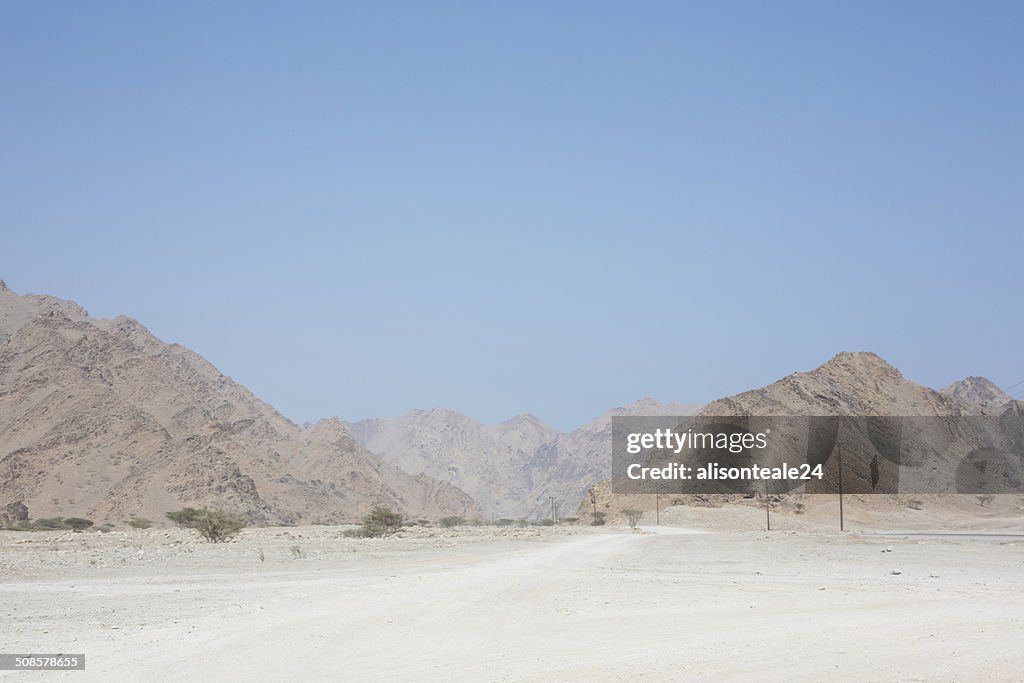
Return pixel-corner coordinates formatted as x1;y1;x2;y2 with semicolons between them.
348;398;701;518
0;280;478;526
701;352;960;417
583;352;1023;520
941;376;1012;413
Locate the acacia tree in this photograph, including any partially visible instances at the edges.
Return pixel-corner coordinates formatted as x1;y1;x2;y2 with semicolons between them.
623;509;643;530
360;506;404;538
166;507;245;542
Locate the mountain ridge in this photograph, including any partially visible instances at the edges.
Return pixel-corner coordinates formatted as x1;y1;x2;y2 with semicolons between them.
346;398;703;517
582;352;1023;518
0;282;478;525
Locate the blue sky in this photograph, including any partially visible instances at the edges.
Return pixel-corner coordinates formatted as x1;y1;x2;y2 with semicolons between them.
2;1;1022;430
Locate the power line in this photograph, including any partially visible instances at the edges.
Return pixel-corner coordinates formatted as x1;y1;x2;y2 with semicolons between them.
1002;378;1024;393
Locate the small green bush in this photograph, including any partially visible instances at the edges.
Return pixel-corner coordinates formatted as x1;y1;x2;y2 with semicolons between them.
439;516;465;528
358;506;404;539
166;507;204;528
622;509;642;530
33;517;68;530
128;517;153;529
166;507;245;543
65;518;95;533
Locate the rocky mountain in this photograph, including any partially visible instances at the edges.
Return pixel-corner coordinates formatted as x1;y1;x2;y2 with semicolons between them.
347;398;701;518
0;279;478;526
584;352;1024;518
700;352;959;417
941;376;1012;413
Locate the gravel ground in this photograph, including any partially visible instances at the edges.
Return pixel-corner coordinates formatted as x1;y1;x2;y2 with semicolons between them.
2;522;1023;681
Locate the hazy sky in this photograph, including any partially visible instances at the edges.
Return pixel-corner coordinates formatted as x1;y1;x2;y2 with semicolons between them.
2;2;1022;430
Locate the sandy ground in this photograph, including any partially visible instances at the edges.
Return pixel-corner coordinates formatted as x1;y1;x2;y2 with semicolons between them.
2;511;1024;682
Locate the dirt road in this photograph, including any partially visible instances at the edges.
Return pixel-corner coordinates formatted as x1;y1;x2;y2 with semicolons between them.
3;526;1023;681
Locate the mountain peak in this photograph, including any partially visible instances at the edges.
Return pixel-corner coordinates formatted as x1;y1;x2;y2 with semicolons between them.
501;413;549;427
702;351;944;417
817;351;902;378
941;376;1010;411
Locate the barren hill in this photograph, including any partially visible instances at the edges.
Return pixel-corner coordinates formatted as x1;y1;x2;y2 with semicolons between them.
941;376;1012;413
701;352;959;417
347;398;701;518
0;280;478;525
584;352;1024;520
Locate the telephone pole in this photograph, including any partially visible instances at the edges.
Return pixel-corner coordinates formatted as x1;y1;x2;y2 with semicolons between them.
550;496;557;524
656;493;661;525
838;444;845;532
764;478;771;531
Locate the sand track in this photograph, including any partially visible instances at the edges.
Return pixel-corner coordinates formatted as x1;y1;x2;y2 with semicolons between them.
3;527;1023;681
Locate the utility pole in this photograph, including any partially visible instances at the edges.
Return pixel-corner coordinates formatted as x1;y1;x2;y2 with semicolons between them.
550;496;557;524
764;478;771;531
656;493;661;525
589;487;597;518
838;444;845;532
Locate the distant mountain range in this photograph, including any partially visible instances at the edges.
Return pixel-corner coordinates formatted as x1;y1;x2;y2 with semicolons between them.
346;398;702;519
1;279;1018;525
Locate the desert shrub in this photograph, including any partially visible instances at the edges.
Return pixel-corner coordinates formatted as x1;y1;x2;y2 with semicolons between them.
195;509;245;542
977;494;994;508
128;517;153;529
793;503;806;515
289;545;304;559
358;506;404;539
33;517;69;530
65;518;94;533
905;499;923;511
439;516;465;528
515;518;529;528
539;518;554;526
622;509;642;530
591;511;606;526
166;507;245;543
559;517;579;524
166;507;204;528
496;518;515;527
